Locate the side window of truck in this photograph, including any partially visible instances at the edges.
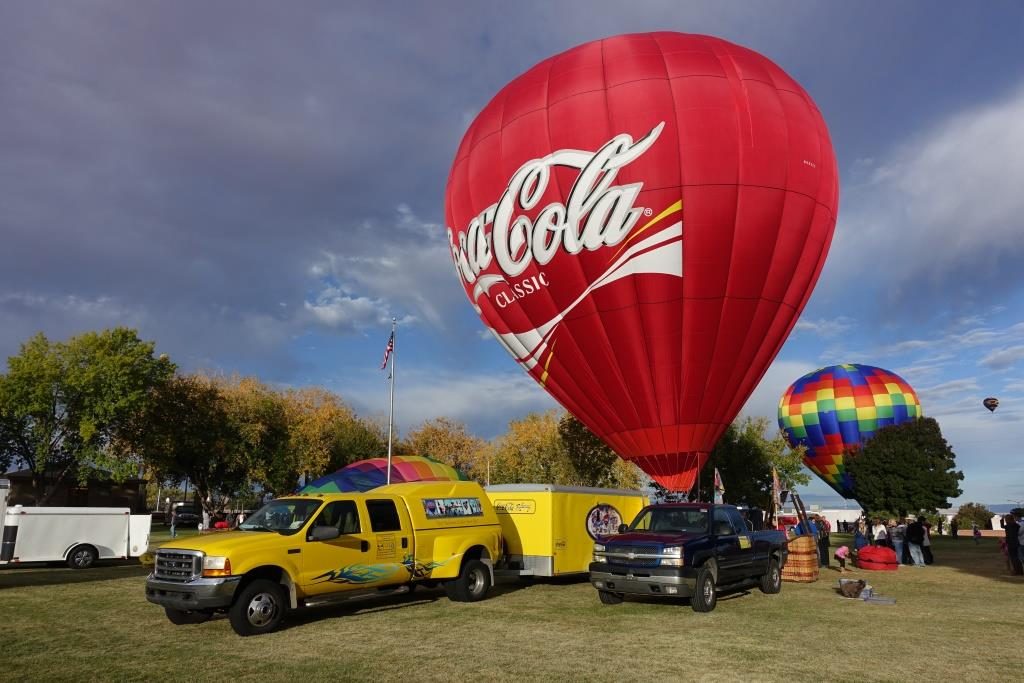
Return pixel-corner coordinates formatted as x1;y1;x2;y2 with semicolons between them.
726;508;750;534
314;501;360;534
366;500;402;532
712;508;736;536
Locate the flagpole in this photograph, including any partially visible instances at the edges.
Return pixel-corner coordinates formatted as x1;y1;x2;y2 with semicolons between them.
386;317;396;484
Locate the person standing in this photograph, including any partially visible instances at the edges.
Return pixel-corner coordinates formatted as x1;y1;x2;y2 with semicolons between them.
922;519;934;565
817;515;830;568
891;519;906;565
972;521;981;544
873;519;889;547
170;506;178;539
906;516;926;566
951;518;959;539
1001;514;1022;575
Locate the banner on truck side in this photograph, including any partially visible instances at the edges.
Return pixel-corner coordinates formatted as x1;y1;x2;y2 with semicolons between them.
422;497;483;519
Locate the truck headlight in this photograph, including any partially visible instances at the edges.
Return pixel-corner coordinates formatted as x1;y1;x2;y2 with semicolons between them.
661;546;684;567
593;543;606;563
202;556;232;577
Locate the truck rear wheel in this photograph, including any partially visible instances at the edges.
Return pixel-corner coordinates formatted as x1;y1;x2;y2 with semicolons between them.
66;545;98;569
759;557;782;594
229;579;287;636
445;559;491;602
164;607;213;625
691;567;717;612
598;589;624;605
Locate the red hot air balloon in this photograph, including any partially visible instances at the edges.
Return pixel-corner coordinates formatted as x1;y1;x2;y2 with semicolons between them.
445;33;838;492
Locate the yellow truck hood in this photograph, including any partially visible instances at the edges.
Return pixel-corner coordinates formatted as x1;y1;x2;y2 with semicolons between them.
157;530;293;557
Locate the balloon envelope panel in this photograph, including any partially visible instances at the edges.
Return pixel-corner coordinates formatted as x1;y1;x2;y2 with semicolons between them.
300;456;468;494
778;364;922;498
446;32;838;492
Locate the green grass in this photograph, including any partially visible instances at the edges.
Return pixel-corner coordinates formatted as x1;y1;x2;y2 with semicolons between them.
1;535;1021;682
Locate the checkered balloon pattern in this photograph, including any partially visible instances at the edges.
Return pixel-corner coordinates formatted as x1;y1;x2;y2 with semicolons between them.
778;364;922;499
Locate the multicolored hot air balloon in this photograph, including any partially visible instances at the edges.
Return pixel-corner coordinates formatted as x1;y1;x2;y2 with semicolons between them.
983;397;999;412
299;455;468;494
778;364;922;499
445;32;838;492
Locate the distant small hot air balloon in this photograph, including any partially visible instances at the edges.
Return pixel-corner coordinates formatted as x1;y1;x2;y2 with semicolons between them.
983;397;999;413
778;364;922;499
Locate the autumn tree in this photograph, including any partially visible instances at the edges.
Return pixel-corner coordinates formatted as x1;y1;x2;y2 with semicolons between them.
404;417;486;477
558;414;641;489
845;417;963;516
954;502;994;529
488;411;576;485
695;416;809;506
215;376;291;498
0;329;175;503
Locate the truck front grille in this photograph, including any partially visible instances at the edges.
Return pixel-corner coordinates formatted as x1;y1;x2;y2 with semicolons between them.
154;549;202;582
601;544;662;568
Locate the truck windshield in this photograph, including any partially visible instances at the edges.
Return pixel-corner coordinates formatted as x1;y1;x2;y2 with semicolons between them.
239;499;322;535
631;508;709;534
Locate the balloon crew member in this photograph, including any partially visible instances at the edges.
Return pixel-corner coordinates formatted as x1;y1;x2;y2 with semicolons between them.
1001;514;1022;575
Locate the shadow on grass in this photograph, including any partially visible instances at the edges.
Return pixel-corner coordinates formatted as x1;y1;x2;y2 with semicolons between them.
0;561;150;590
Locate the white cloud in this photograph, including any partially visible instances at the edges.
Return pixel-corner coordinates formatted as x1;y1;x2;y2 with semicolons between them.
793;316;853;338
739;359;821;425
980;344;1024;370
826;85;1024;308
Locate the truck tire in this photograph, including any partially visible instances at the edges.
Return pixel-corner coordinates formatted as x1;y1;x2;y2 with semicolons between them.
66;545;98;569
598;589;624;605
164;607;213;625
691;567;717;612
444;559;491;602
759;557;782;594
229;579;287;636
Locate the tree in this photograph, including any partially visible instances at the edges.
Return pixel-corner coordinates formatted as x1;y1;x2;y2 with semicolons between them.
696;417;809;507
404;417;486;477
0;329;175;503
845;417;963;516
215;376;291;500
558;414;640;489
489;411;576;485
1011;507;1024;520
281;387;376;483
135;374;249;516
954;502;994;529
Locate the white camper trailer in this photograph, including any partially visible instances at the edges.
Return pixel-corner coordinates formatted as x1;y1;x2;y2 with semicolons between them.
0;479;151;569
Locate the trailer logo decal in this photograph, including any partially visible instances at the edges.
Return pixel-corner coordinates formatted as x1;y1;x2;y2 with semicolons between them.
586;504;624;540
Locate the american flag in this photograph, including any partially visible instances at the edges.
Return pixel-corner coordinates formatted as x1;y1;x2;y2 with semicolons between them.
380;331;394;369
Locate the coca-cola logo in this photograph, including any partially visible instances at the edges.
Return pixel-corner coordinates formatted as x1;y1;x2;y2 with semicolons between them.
447;122;666;298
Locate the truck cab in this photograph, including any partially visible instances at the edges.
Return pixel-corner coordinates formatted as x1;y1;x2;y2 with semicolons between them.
145;481;502;635
589;503;788;612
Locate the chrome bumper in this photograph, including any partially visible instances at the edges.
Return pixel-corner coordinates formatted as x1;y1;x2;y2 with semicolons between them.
590;569;696;597
145;574;241;611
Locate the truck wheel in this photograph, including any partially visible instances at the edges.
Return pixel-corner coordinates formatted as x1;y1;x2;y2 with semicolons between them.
691;567;717;612
445;559;491;602
66;545;98;569
759;558;782;594
598;590;624;605
229;579;287;636
164;607;213;625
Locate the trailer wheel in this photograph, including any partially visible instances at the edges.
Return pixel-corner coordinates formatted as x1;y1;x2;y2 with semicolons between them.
164;608;213;625
691;567;717;612
66;544;98;569
229;579;287;636
598;590;624;605
759;557;782;594
445;559;491;602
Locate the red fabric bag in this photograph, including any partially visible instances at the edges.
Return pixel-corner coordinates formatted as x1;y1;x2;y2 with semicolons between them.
856;545;898;571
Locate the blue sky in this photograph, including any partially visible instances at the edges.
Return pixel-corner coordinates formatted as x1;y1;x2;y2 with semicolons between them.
2;2;1023;507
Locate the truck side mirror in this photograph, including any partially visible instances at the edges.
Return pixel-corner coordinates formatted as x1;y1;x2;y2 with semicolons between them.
309;526;341;542
618;523;629;534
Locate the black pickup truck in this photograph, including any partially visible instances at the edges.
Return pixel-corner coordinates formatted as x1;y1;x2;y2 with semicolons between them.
589;503;788;612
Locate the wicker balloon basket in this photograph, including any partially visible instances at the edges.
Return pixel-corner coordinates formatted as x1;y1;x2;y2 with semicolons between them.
781;535;820;583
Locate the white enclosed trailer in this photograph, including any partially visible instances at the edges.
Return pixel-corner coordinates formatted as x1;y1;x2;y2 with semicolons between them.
0;478;151;569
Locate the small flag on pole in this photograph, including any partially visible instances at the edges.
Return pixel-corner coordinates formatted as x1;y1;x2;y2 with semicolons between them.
380;331;394;369
713;467;724;504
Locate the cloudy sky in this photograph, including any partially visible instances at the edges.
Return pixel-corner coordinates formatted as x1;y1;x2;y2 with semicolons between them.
3;2;1023;507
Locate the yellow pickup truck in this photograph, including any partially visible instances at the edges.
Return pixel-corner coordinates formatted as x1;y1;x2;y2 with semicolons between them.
145;481;501;636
